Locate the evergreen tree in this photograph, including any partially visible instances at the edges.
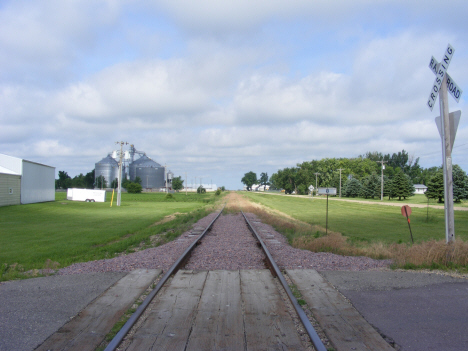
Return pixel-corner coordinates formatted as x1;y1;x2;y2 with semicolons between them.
127;182;142;193
359;173;380;198
345;178;362;197
391;170;413;200
405;174;415;199
452;165;468;202
383;175;392;199
425;171;444;203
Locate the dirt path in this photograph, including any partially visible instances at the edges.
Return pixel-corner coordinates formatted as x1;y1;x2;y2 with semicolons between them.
257;192;468;211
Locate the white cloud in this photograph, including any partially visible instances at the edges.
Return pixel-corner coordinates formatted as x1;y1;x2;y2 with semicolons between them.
1;0;468;189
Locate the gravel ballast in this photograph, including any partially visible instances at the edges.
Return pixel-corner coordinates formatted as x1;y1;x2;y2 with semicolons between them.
59;211;389;275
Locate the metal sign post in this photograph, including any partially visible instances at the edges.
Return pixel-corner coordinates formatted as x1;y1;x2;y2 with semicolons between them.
318;188;337;234
427;44;462;243
401;205;414;244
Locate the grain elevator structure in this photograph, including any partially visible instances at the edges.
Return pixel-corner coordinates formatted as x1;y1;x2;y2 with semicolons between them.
95;145;171;190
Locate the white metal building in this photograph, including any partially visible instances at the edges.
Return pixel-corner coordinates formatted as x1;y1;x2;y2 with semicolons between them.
0;154;55;206
0;166;21;207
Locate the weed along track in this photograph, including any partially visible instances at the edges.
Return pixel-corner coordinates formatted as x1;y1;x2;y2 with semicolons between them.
41;201;392;351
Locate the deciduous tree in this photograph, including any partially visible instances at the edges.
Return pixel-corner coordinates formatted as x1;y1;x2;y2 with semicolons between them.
241;171;257;191
259;172;269;191
172;176;184;191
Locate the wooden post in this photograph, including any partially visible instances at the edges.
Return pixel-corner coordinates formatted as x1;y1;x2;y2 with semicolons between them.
440;75;455;242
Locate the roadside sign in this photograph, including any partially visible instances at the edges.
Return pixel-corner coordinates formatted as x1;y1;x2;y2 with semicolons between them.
435;110;461;151
427;44;455;111
317;187;337;195
429;56;463;102
401;205;412;218
308;185;314;191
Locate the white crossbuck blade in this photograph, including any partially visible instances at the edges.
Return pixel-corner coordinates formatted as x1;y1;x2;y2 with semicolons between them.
429;56;463;103
427;44;455;111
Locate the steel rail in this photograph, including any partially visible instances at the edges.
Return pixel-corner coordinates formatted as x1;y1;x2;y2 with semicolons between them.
241;211;327;351
104;205;225;351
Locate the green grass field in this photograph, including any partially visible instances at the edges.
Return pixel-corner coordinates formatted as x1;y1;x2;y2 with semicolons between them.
243;192;468;244
265;192;468;207
0;191;221;280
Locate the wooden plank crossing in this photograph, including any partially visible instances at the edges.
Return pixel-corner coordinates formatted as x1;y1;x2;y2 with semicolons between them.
125;269;304;350
126;270;208;351
287;269;394;351
241;270;304;350
36;268;161;351
186;270;243;351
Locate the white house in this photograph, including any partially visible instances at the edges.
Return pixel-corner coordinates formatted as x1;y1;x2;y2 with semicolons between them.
414;184;428;194
0;154;55;206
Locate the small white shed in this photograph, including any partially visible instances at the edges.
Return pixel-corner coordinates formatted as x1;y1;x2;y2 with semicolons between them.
414;184;428;194
0;154;55;205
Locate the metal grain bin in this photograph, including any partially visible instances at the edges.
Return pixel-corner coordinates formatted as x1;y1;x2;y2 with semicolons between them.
129;155;164;189
95;154;119;187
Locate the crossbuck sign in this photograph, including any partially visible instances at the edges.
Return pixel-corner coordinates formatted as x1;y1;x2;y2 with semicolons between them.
427;44;463;243
427;44;463;110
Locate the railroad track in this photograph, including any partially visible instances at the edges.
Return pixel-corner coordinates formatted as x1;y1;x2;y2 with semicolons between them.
103;206;327;351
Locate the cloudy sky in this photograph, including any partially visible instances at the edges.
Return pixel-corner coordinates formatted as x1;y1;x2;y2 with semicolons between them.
1;0;467;189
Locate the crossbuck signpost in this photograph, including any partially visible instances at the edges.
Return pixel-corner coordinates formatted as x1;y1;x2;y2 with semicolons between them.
427;44;463;243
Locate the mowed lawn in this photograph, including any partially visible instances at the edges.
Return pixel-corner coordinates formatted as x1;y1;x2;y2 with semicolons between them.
243;192;468;244
0;192;215;273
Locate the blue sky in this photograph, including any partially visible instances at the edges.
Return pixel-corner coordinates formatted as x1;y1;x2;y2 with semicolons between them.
1;0;467;189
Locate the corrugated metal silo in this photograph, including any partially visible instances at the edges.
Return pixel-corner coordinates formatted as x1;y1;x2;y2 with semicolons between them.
95;154;119;187
130;155;164;189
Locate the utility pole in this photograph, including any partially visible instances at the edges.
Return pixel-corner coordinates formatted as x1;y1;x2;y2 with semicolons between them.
337;169;344;198
116;141;128;206
376;160;387;201
314;172;320;195
164;164;170;193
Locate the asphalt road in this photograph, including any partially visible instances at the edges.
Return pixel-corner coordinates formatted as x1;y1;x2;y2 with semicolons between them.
321;270;468;351
0;272;126;351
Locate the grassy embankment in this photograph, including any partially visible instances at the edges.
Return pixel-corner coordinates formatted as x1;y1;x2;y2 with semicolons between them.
241;192;468;271
0;191;224;281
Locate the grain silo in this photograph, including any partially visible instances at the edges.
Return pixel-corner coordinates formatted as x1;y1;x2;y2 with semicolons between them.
129;155;165;189
95;154;119;187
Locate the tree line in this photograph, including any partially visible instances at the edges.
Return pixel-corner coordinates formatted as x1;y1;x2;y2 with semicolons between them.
242;150;468;202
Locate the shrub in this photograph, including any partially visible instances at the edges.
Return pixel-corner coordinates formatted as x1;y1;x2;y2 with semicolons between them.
215;189;221;195
127;182;142;194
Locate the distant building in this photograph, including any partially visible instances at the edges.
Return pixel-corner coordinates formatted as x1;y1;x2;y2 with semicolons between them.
0;154;55;206
184;183;218;192
414;184;428;194
243;184;270;191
